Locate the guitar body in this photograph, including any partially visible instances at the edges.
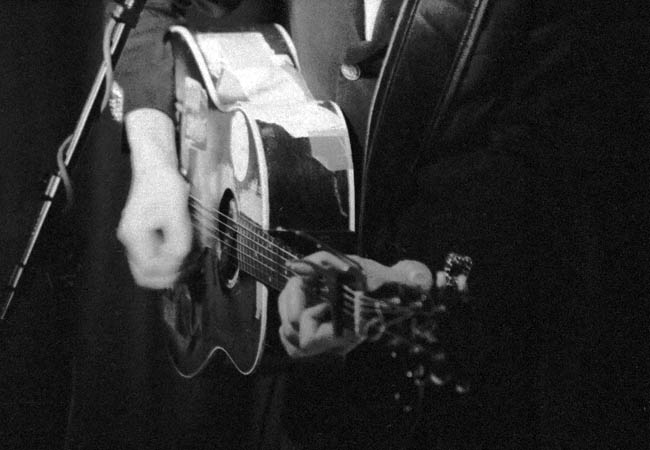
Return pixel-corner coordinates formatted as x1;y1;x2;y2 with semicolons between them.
163;25;355;376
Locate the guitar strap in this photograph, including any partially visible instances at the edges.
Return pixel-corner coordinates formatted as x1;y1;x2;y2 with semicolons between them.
358;0;491;258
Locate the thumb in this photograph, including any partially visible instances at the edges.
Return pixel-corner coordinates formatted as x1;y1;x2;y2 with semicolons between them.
389;260;434;293
355;257;433;293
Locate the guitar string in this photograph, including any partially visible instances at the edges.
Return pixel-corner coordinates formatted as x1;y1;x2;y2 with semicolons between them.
185;234;442;383
189;199;431;316
190;196;296;260
342;284;426;315
189;205;405;314
188;205;294;268
197;234;293;288
189;198;291;257
192;224;417;319
196;221;417;317
190;208;423;315
340;292;423;316
186;217;437;343
188;208;304;288
190;200;398;312
315;289;413;328
190;212;294;282
334;290;429;345
190;199;404;315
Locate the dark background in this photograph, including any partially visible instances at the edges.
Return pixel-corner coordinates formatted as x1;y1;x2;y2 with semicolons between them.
1;4;254;449
0;2;101;448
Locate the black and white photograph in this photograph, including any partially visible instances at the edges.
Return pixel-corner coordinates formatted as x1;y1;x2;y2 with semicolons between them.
1;1;648;449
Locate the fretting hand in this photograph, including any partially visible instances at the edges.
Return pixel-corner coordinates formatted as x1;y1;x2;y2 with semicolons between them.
277;251;434;358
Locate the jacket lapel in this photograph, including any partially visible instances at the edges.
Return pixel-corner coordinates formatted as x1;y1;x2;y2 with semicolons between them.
359;0;484;258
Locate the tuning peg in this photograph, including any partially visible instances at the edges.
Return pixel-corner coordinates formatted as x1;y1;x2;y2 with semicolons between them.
443;253;473;278
363;317;387;342
409;344;425;355
428;373;450;387
410;324;438;343
388;336;406;348
454;380;471;394
431;351;446;363
406;364;426;381
431;304;447;313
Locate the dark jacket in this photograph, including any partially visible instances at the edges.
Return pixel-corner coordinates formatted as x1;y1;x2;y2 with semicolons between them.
107;0;649;449
358;2;649;448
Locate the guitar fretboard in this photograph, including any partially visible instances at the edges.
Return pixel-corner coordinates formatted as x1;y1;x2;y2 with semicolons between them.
234;216;298;292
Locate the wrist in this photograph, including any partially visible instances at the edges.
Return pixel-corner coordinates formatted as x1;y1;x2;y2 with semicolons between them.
125;108;179;178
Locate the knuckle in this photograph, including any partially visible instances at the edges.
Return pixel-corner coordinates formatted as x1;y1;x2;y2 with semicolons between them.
298;333;313;350
282;277;302;299
305;251;329;265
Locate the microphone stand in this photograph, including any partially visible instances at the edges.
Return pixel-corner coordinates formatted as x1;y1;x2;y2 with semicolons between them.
1;0;148;320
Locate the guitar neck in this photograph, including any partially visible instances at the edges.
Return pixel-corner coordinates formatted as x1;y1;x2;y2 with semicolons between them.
232;216;416;331
234;217;298;293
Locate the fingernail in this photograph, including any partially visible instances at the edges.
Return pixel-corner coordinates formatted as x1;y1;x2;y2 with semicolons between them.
286;259;301;268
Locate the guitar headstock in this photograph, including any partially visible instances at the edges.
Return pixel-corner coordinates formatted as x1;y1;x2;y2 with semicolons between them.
289;236;478;410
339;253;476;411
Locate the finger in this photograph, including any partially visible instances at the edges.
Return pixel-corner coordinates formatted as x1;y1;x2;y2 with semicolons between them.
278;276;308;331
299;307;358;357
278;325;306;358
128;259;179;289
285;259;318;277
298;303;338;353
157;180;192;258
285;254;350;278
352;257;432;294
119;223;160;269
435;271;468;292
300;322;338;356
436;270;448;289
287;251;356;279
392;260;434;292
303;251;354;273
455;274;468;293
121;224;185;288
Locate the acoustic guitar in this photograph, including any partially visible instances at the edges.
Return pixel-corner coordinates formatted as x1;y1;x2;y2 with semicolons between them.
162;25;472;400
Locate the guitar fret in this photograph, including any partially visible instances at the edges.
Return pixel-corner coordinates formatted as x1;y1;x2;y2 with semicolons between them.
232;217;296;292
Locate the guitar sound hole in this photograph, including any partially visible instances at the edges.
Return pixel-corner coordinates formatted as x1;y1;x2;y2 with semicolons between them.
216;191;240;290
